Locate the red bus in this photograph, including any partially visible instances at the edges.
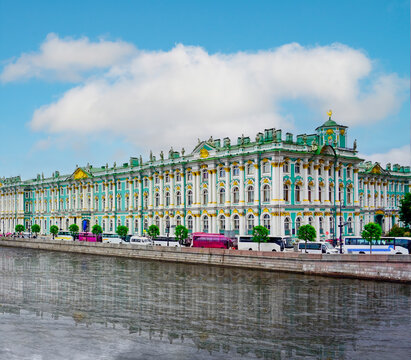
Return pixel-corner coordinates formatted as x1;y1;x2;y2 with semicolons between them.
78;232;102;242
191;232;234;249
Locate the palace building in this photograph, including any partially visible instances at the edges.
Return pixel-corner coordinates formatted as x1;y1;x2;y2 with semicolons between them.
1;113;410;240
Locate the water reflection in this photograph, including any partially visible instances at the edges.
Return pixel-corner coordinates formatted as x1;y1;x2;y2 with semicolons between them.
0;247;410;359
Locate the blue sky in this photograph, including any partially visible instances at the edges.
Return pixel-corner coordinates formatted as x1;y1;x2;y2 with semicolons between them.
0;0;409;179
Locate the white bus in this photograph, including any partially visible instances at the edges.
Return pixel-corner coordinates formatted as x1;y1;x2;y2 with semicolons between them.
102;233;124;244
55;231;74;241
382;237;411;255
237;236;284;252
342;236;408;255
152;236;181;247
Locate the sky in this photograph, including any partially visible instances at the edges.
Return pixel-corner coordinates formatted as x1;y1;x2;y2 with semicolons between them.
0;0;410;180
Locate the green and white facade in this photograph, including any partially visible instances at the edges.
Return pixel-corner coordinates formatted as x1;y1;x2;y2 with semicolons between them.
1;116;410;240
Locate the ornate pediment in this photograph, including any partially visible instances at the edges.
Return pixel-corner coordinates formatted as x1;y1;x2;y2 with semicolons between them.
67;167;92;181
191;141;217;159
367;163;390;175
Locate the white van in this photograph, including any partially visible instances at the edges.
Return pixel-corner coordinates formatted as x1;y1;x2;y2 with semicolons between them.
128;236;153;246
55;231;74;241
298;242;338;254
152;236;181;247
102;233;124;244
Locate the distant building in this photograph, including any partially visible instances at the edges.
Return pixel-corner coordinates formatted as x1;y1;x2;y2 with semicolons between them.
1;113;409;240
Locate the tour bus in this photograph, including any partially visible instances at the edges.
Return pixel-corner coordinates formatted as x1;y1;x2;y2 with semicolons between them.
55;231;74;241
78;232;102;242
191;233;234;249
102;233;124;244
382;237;411;254
237;235;286;252
297;241;338;254
152;236;181;247
342;236;408;254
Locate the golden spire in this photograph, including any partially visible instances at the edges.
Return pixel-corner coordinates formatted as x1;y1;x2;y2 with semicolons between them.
327;109;332;118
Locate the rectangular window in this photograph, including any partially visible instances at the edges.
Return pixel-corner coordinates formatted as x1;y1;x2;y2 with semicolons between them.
262;162;270;174
232;166;240;177
219;167;225;178
176;173;181;182
187;172;192;181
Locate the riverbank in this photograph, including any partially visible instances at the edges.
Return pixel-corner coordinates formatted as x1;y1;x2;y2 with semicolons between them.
1;237;410;282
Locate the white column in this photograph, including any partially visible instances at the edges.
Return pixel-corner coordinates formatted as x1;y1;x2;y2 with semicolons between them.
302;161;309;204
239;164;245;205
148;176;153;210
170;172;175;207
253;163;259;207
383;182;388;208
159;174;164;210
353;169;359;206
314;163;319;204
225;165;230;206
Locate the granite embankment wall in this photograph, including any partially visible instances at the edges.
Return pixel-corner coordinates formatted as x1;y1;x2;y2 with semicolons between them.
1;238;410;283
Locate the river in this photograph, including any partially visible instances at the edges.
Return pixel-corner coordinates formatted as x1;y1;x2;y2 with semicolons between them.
0;247;409;359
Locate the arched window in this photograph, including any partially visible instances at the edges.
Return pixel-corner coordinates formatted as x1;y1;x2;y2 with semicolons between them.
117;219;121;229
284;217;290;235
117;196;122;210
155;216;160;228
232;187;239;204
347;187;352;205
247;214;254;232
283;184;289;202
95;198;99;211
176;216;181;226
176;191;181;206
233;215;240;231
319;217;323;234
295;185;301;203
263;185;270;203
187;216;193;231
347;217;353;233
308;186;312;202
202;169;208;181
202;189;208;205
247;186;254;203
155;193;160;207
143;219;148;231
232;165;240;177
87;197;91;209
203;216;209;232
143;194;148;209
187;190;193;206
308;217;313;226
219;215;225;232
165;216;170;233
125;219;129;229
318;186;322;203
246;163;254;175
134;219;138;233
295;163;301;174
134;194;139;208
283;161;289;173
329;217;334;235
102;197;106;210
329;186;333;202
338;186;343;202
263;214;270;230
219;188;225;205
295;217;301;233
262;162;270;174
102;220;106;232
165;192;170;207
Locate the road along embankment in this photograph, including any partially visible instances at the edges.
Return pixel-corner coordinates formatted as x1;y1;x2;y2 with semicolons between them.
1;238;410;283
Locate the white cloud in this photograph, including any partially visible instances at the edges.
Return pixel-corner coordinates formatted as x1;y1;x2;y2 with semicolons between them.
359;145;411;167
0;33;136;82
2;35;407;154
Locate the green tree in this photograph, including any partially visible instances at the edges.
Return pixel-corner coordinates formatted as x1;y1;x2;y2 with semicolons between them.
175;225;188;245
116;225;129;239
15;224;25;235
31;224;40;237
50;225;59;239
252;225;269;251
387;224;405;237
147;224;160;239
69;224;80;240
361;222;382;254
298;224;317;253
92;224;103;235
399;193;411;229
